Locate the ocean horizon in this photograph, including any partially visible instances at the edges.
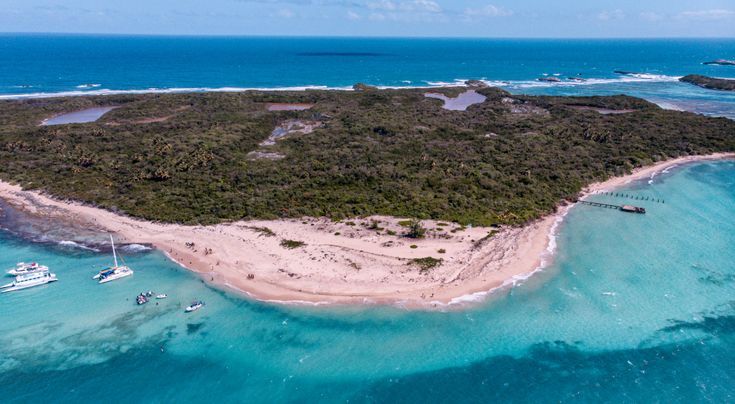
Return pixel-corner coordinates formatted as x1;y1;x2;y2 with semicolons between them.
2;35;735;116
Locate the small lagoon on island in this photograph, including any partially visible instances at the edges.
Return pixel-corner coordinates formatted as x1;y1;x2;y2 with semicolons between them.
40;107;117;125
1;160;734;402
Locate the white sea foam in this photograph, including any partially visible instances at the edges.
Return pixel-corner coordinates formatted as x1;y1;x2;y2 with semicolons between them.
121;243;152;253
652;100;686;111
0;85;349;100
57;240;100;252
0;74;684;100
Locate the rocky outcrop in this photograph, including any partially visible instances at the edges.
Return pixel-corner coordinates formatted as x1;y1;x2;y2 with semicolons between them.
464;80;489;88
353;83;378;92
703;59;735;66
680;74;735;91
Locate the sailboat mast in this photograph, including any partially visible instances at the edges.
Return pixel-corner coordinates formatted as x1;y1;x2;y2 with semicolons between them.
110;234;119;267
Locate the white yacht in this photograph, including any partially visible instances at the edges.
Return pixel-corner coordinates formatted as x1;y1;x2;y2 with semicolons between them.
93;235;134;284
6;262;49;276
1;271;58;293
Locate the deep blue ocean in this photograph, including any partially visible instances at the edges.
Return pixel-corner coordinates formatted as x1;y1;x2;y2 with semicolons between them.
1;35;735;402
1;35;735;117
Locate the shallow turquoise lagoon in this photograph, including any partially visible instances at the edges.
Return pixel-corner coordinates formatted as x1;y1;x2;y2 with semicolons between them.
0;160;734;402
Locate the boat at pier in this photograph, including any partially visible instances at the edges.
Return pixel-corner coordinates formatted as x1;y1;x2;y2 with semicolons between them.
621;205;646;214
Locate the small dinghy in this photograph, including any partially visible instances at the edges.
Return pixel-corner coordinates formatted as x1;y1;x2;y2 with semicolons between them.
185;300;205;312
136;293;149;305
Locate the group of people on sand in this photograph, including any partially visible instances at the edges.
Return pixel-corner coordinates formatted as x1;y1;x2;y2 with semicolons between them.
183;241;214;256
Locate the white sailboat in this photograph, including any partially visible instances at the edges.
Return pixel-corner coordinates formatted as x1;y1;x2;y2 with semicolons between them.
93;235;133;284
1;271;58;293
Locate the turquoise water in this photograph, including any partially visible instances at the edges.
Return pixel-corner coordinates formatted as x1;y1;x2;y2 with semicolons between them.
1;35;735;117
0;160;734;402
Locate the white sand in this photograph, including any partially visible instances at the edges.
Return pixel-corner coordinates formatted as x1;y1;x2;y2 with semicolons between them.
0;153;731;309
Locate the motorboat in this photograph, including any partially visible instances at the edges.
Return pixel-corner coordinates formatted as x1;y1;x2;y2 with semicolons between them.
185;301;205;312
93;235;134;284
1;271;58;293
156;294;168;299
6;262;49;276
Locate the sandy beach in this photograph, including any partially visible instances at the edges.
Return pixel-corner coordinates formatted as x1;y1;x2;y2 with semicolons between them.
0;153;732;308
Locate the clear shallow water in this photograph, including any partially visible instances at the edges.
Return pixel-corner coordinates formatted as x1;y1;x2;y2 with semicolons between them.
1;35;735;117
0;160;734;402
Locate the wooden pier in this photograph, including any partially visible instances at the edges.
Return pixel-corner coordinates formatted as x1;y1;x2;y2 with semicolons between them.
579;200;646;214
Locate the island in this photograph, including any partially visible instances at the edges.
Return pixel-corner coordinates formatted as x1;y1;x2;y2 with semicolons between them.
680;74;735;91
0;87;733;306
703;59;735;66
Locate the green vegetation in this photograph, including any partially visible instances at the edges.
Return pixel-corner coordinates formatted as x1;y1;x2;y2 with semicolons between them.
410;257;443;272
0;87;733;226
280;239;306;249
473;230;500;249
404;218;426;239
245;226;275;237
680;75;735;92
367;220;383;230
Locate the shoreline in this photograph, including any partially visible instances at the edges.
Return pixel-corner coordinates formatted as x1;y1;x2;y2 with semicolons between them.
0;74;685;101
0;153;732;309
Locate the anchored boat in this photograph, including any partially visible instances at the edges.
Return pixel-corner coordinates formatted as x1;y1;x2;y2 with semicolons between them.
1;271;58;293
185;300;205;312
6;262;49;276
93;235;134;284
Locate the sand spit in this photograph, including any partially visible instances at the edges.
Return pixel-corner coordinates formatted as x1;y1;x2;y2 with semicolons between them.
0;153;732;309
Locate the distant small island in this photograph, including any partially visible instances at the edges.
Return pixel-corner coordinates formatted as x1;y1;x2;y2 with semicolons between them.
703;59;735;66
680;74;735;91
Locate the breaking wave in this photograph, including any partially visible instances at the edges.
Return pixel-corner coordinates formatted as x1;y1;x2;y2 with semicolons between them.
0;74;684;100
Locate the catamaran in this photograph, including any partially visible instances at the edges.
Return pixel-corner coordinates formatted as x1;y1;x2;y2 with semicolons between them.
93;235;133;284
6;262;49;276
1;271;58;293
